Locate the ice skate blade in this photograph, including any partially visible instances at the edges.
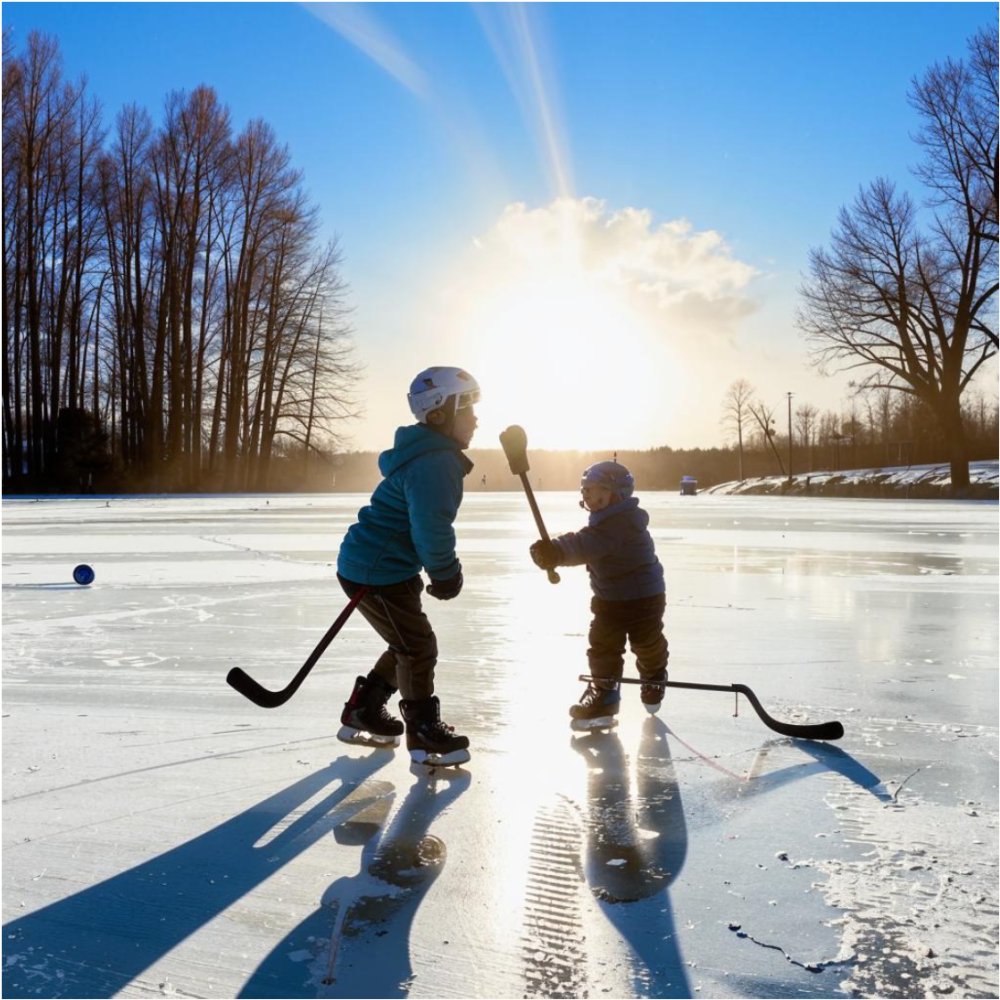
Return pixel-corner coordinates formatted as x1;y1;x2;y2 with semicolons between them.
409;748;471;767
336;725;400;749
570;716;619;732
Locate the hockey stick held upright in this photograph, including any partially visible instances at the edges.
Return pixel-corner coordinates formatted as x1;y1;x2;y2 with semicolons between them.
500;424;560;584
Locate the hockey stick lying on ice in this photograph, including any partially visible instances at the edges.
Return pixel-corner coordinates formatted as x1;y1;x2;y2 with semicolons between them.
228;588;368;708
579;675;844;741
500;424;559;585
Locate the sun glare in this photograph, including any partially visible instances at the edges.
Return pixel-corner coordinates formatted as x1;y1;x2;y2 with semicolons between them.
460;267;679;452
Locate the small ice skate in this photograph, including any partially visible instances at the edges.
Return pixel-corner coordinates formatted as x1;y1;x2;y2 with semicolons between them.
640;674;668;715
337;675;403;749
401;695;471;767
570;681;621;732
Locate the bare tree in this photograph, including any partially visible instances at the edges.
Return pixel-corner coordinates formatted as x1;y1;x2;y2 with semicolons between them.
3;31;361;492
3;33;76;479
747;399;785;476
878;388;893;454
800;29;998;491
842;400;863;470
721;378;754;481
147;86;231;486
794;402;818;472
799;179;995;488
98;103;155;473
3;28;24;480
912;25;998;246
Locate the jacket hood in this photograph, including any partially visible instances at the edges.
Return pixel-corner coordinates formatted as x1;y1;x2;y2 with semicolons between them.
378;424;464;477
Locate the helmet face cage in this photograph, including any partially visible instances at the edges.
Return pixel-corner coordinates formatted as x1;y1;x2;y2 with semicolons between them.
435;387;481;422
454;388;480;411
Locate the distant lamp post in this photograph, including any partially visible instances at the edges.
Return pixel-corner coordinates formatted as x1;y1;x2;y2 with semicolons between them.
786;392;794;485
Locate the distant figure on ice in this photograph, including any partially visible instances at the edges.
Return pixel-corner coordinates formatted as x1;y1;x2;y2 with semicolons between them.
529;461;668;730
336;367;480;767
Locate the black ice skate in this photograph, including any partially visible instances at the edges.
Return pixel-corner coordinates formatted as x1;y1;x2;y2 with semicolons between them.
337;674;404;748
640;673;668;715
570;681;621;731
400;695;471;767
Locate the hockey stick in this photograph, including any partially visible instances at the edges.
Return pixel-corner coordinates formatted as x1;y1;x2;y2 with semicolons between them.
228;587;369;708
499;424;559;584
579;675;844;741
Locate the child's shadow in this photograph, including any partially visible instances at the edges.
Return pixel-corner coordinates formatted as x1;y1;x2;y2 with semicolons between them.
240;765;471;998
2;753;393;1000
571;722;887;998
573;717;691;998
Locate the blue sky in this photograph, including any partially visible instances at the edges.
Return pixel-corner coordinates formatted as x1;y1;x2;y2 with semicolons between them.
4;2;994;450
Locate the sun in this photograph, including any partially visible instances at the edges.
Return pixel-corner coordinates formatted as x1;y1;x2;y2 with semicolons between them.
456;267;679;452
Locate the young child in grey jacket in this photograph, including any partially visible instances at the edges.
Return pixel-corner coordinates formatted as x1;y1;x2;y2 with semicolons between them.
530;461;668;730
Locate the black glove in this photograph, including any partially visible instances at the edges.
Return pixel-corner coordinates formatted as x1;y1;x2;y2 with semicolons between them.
427;570;463;601
530;539;561;570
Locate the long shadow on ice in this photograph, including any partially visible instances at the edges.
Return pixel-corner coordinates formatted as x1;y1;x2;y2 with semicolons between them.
240;765;470;998
2;752;392;999
572;727;882;999
574;718;692;998
739;739;889;801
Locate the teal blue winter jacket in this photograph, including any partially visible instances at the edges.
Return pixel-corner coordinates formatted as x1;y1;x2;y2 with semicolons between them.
337;424;474;586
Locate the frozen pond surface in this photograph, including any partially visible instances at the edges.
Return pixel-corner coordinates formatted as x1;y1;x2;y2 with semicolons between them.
2;493;998;999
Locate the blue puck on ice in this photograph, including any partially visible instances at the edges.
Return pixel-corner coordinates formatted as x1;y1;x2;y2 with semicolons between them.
73;564;95;586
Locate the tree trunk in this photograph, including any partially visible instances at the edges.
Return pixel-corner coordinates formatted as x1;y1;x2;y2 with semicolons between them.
938;394;971;490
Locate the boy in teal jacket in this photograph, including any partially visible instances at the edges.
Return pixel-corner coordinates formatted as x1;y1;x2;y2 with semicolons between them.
336;367;479;767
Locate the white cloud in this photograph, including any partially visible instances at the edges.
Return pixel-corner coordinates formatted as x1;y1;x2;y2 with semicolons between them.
353;196;849;452
420;196;766;449
467;197;759;344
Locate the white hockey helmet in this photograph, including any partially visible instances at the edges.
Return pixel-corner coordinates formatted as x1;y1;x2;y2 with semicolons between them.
407;367;481;424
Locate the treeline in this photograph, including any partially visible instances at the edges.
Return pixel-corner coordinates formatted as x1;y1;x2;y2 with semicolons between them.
308;387;999;496
3;31;358;493
790;391;998;477
722;379;1000;484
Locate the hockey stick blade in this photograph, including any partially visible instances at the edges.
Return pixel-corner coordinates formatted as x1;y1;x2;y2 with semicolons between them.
227;665;305;709
579;675;844;741
731;683;844;741
227;588;368;708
